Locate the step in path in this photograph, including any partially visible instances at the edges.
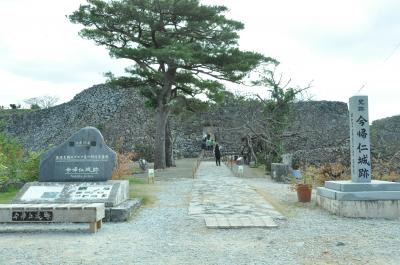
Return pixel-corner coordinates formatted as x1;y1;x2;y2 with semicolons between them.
189;161;284;228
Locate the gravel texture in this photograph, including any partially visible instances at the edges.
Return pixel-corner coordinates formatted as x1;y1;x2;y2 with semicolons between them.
0;165;400;264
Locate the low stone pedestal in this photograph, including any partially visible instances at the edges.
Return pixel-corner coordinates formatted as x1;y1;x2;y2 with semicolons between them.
0;203;105;233
271;163;290;183
104;199;142;222
13;180;129;207
317;180;400;218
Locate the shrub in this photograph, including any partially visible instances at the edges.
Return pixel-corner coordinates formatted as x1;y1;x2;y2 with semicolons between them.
112;152;136;180
0;152;8;188
302;162;350;186
20;151;41;182
0;132;41;190
134;143;153;162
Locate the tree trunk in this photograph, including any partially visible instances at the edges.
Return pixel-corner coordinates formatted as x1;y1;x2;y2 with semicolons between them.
165;119;175;167
247;135;258;165
154;67;175;169
154;106;169;169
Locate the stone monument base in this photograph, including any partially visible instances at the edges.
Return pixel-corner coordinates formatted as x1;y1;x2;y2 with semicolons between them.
317;180;400;218
11;180;140;222
13;180;129;207
104;198;142;222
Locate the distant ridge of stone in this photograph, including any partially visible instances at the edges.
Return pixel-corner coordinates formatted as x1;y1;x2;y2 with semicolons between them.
1;84;399;163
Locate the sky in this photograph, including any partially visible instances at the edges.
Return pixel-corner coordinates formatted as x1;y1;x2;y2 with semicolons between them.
0;0;399;121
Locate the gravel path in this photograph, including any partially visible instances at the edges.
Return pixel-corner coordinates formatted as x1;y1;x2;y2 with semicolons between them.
0;161;400;264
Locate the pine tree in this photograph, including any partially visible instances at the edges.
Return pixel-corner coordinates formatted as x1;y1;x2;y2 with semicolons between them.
70;0;277;168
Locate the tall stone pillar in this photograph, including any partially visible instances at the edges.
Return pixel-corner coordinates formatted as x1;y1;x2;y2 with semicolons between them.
316;95;400;218
349;96;371;183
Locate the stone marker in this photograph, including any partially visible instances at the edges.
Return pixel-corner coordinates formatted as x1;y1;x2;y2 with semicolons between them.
349;96;371;182
12;127;139;222
39;127;117;182
317;95;400;218
271;163;290;183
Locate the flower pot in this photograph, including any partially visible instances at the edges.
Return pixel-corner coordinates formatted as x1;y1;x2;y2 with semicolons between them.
296;184;312;202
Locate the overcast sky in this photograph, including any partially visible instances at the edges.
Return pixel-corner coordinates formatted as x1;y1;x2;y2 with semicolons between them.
0;0;399;121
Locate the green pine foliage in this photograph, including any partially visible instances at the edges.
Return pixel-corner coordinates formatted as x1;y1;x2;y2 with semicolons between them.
69;0;276;104
69;0;277;168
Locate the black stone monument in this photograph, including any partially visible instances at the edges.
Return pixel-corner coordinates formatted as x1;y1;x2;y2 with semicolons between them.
12;127;140;222
39;126;117;182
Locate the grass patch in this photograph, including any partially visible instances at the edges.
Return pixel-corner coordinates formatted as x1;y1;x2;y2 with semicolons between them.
128;178;147;185
122;176;160;207
0;188;19;203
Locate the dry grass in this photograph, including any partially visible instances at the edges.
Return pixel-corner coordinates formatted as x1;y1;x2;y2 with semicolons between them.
372;155;400;182
245;164;266;178
301;160;400;184
253;187;297;218
301;163;350;186
112;152;137;180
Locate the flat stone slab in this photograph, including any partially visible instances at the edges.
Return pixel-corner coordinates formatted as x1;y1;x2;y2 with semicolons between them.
0;203;105;233
317;187;400;201
325;180;400;192
12;180;129;207
105;198;142;222
204;215;278;228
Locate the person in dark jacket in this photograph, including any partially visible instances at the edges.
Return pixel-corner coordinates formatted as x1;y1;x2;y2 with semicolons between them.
214;143;221;166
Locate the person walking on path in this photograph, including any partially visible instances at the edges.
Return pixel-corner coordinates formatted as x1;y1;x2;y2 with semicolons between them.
214;143;221;166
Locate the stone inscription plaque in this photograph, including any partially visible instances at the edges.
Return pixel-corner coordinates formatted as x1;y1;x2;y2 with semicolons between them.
13;181;128;207
70;185;112;200
12;211;53;222
349;96;371;183
39;127;117;182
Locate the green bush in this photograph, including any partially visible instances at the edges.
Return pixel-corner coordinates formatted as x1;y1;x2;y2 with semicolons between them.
0;132;41;190
0;153;8;187
20;151;41;182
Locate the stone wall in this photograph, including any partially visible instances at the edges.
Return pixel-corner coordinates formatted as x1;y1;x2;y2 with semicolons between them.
2;84;398;164
1;85;155;159
371;115;400;159
283;101;350;166
284;101;349;151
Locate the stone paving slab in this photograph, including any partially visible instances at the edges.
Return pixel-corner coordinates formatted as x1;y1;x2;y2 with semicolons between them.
204;215;278;228
190;161;284;229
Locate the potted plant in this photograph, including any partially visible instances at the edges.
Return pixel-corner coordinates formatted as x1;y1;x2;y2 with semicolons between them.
290;165;313;203
295;176;313;202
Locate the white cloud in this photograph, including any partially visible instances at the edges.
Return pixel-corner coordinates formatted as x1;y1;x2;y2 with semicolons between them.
0;0;131;106
0;0;399;121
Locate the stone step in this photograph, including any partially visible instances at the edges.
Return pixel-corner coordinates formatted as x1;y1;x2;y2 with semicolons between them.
204;215;278;228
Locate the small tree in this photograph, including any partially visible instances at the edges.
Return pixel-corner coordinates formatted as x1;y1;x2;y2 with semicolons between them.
242;68;311;170
69;0;276;169
24;96;59;109
9;104;21;110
